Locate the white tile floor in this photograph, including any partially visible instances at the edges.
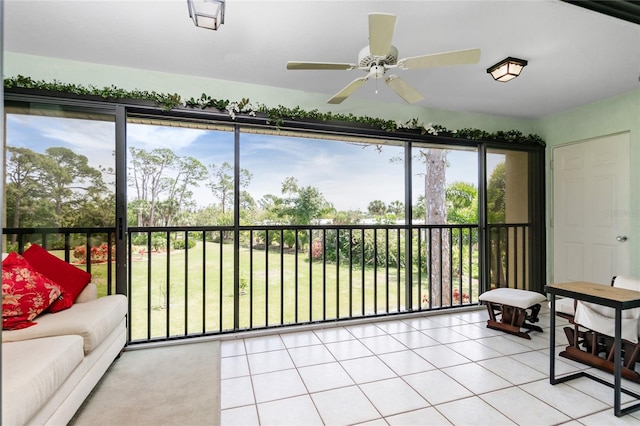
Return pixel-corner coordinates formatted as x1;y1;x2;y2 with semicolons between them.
219;307;640;425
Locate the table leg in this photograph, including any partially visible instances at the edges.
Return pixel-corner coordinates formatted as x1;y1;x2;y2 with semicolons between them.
550;294;556;384
614;308;622;416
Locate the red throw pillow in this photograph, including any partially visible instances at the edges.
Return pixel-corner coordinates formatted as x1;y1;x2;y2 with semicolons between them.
22;244;92;312
2;252;63;330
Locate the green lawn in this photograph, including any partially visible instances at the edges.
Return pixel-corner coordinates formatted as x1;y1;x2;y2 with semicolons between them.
85;241;479;341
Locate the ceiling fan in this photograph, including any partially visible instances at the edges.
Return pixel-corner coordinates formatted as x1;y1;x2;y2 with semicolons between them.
286;13;481;104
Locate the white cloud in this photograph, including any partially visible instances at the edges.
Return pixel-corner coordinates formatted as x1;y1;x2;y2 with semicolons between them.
127;124;207;151
7;115;484;212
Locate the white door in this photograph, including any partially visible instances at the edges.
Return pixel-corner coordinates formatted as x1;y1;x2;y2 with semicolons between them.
553;132;630;285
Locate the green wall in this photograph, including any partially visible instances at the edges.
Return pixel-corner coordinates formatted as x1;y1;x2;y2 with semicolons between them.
4;52;639;279
534;89;640;278
4;52;535;133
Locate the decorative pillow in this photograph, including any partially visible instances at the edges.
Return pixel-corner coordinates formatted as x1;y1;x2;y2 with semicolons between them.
2;252;62;330
22;244;92;312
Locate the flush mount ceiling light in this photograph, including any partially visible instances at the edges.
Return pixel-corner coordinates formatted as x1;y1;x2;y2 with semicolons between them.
487;57;528;82
187;0;225;30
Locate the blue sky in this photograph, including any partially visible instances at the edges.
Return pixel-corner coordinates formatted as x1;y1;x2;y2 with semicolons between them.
7;114;500;212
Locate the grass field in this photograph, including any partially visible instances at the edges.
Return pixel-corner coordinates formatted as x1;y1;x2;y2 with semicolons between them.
79;241;479;341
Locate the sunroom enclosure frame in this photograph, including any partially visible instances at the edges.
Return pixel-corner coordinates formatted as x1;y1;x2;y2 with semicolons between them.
3;90;546;344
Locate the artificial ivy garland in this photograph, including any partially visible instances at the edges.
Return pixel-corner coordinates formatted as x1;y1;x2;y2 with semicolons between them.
4;75;545;146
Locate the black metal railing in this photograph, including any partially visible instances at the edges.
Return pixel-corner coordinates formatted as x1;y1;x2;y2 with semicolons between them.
3;223;530;344
3;227;117;296
487;223;530;291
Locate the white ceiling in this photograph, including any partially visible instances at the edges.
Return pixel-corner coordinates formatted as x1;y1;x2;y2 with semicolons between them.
4;0;640;119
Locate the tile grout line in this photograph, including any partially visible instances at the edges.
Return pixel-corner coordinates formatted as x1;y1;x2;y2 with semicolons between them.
221;308;638;425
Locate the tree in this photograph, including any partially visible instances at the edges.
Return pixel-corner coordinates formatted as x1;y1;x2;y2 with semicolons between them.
277;177;332;225
367;200;387;217
5;147;47;233
257;194;282;214
74;193;115;227
387;200;404;218
6;146;108;229
446;181;478;224
420;148;450;307
129;147;177;226
332;210;363;225
262;177;331;225
208;161;252;214
238;190;257;224
487;162;507;286
158;156;207;226
129;147;207;227
413;195;426;221
41;147;107;226
487;162;506;223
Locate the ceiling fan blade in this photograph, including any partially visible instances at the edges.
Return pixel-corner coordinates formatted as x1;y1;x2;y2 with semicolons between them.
385;75;424;104
287;61;356;70
327;77;369;104
369;13;396;57
398;48;481;70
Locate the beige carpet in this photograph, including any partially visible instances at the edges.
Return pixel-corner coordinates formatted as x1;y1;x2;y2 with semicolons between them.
70;340;221;426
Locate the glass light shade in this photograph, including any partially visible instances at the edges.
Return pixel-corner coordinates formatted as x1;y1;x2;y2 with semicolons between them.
188;0;225;30
487;57;527;82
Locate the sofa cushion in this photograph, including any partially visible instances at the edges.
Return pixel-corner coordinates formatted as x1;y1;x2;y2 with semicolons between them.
2;335;84;426
23;244;92;312
478;288;546;310
75;282;98;304
2;294;127;353
2;252;62;330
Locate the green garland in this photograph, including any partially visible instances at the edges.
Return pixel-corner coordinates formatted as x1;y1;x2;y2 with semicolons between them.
4;75;182;111
4;75;545;146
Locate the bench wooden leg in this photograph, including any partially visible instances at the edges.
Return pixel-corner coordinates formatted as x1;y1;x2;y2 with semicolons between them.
484;302;543;340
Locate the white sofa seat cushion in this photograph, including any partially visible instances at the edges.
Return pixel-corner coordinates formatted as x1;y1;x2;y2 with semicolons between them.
2;335;84;426
478;288;546;309
2;294;127;353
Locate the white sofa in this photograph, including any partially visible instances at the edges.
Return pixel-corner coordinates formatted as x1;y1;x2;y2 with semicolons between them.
2;283;127;425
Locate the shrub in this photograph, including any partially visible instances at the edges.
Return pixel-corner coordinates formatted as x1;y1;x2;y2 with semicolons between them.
151;234;167;251
4;242;19;253
172;238;196;250
131;233;148;246
311;240;323;260
73;243;114;263
320;229;405;268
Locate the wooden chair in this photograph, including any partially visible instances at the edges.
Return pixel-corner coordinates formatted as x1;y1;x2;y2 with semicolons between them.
556;276;640;382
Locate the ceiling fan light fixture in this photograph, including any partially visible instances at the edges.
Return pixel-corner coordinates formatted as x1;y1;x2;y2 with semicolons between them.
487;57;527;82
187;0;225;30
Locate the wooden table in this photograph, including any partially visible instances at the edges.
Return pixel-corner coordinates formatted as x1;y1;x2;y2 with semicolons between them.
546;281;640;417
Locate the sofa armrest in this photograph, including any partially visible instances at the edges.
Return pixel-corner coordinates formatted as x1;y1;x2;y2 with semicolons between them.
75;283;98;303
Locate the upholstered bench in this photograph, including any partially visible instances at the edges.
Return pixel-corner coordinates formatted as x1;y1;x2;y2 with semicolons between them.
478;288;546;339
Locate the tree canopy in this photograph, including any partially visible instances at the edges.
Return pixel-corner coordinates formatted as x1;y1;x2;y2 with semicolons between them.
6;146;110;229
7;145;502;231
